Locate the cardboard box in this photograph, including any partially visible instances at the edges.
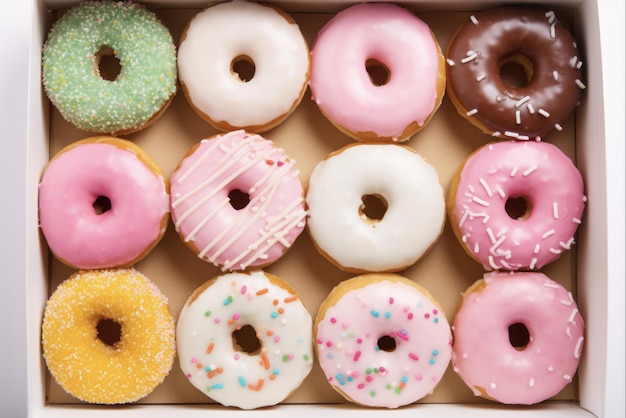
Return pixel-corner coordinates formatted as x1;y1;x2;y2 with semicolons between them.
22;0;624;416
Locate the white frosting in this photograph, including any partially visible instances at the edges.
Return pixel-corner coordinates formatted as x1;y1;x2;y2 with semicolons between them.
306;144;445;272
177;0;309;130
176;271;313;409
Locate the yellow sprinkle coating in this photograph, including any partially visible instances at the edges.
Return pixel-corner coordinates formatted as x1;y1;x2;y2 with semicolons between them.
41;268;175;404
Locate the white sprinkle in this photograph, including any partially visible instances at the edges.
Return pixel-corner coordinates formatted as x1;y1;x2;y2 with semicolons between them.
473;242;480;253
466;108;478;116
534;244;541;254
553;202;559;219
504;131;519;138
510;167;518;177
515;96;531;108
476;73;486;82
518;135;530;140
549;247;562;255
458;210;470;227
538;108;551;117
462;353;468;359
482;215;490;224
550;22;556;38
560;298;573;306
544;282;560;288
567;309;579;324
488;256;499;270
545;10;556;24
490;382;497;389
553;70;559;80
446;58;456;66
566;326;573;340
542;229;555;239
470;15;479;24
560;237;575;249
472;195;490;207
548;365;554;372
479;178;493;197
486;227;497;244
583;195;588;202
523;165;538;176
515;110;521;125
574;336;584;358
535;136;542;141
575;79;586;89
530;258;538;269
576;60;583;69
496;187;506;198
570;56;578;68
461;51;479;64
572;217;582;224
492;131;501;137
555;123;563;131
564;374;572;380
527;103;536;114
529;378;535;387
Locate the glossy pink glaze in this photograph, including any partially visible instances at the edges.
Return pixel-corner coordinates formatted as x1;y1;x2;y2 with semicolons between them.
39;142;169;269
450;141;585;270
170;131;306;271
316;276;452;408
309;3;441;141
452;271;584;405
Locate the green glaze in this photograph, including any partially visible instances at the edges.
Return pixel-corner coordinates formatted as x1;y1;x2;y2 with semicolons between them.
42;1;177;134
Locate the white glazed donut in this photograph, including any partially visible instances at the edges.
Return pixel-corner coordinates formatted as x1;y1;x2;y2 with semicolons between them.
177;0;309;132
176;270;314;409
306;144;445;272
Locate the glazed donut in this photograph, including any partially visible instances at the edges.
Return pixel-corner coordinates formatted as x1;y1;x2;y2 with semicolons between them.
177;0;309;132
315;274;452;408
42;1;177;135
170;130;306;271
306;143;445;272
309;3;445;142
41;268;176;404
447;141;585;271
452;271;585;405
39;137;170;270
446;6;585;140
177;270;313;409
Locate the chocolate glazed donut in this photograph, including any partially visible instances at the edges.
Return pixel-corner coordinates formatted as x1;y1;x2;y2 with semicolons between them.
446;6;585;140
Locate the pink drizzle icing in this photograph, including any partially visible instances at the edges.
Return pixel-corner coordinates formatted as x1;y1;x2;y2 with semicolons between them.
452;271;585;405
451;141;585;270
170;131;306;271
38;141;169;269
309;3;441;141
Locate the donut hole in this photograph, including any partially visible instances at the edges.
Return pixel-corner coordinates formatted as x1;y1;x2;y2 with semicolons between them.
499;53;534;88
377;335;397;352
365;59;391;86
92;195;112;215
228;189;251;210
96;318;122;347
505;196;531;220
94;46;122;82
232;324;263;355
359;194;388;224
508;322;531;351
231;55;256;82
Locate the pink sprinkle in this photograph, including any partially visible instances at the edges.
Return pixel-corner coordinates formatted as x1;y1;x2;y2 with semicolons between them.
234;354;240;360
433;309;438;315
408;313;414;320
191;357;198;364
316;338;323;344
330;317;337;324
396;331;408;341
357;338;363;344
274;336;280;343
432;376;438;381
409;353;419;361
416;374;423;381
288;354;294;360
326;341;332;347
277;161;284;166
379;367;386;373
247;294;253;300
342;322;348;328
214;318;220;324
240;285;247;294
366;376;373;382
233;313;240;320
358;383;365;389
403;306;409;312
353;351;361;362
389;297;394;304
186;373;192;378
424;313;430;319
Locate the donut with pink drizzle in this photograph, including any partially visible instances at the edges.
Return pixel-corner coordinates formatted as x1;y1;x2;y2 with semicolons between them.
448;141;585;271
309;3;445;142
452;271;585;404
170;130;306;271
177;270;313;409
315;274;452;408
39;137;170;269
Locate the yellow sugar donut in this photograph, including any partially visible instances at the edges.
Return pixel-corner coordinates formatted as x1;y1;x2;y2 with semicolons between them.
41;268;176;404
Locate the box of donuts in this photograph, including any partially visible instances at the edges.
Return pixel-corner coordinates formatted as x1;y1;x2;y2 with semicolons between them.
19;0;623;416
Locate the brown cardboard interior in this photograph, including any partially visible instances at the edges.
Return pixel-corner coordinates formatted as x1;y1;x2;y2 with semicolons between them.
45;6;580;406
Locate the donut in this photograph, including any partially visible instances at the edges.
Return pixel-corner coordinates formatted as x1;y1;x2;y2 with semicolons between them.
177;0;309;133
309;3;445;142
176;270;313;409
39;136;170;270
446;6;585;140
41;268;176;404
306;143;445;273
315;274;452;408
447;141;585;271
451;271;585;404
42;1;177;135
170;130;306;271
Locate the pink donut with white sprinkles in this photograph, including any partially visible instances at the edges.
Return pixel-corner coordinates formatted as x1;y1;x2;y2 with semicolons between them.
448;140;585;271
315;274;452;408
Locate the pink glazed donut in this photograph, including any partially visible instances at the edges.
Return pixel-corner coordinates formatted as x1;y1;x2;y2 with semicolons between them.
448;141;585;271
452;271;585;405
309;3;445;142
170;130;307;271
38;137;170;270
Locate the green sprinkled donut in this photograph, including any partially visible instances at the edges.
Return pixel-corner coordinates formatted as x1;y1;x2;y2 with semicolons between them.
42;1;177;135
